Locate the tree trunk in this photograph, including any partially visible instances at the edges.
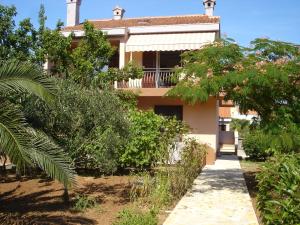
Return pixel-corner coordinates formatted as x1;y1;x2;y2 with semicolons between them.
63;188;70;204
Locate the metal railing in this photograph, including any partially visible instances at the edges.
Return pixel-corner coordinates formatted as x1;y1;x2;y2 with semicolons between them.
117;68;176;88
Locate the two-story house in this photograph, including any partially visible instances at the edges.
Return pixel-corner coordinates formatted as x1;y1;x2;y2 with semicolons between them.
62;0;220;164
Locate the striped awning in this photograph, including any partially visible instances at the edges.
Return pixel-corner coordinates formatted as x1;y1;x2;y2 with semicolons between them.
126;32;215;52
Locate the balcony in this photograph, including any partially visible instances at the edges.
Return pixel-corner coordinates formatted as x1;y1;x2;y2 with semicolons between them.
117;68;176;89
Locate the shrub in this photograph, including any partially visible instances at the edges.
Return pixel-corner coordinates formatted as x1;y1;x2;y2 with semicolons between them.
257;154;300;225
121;110;187;168
130;139;207;207
169;139;207;198
114;208;158;225
121;110;163;168
72;127;124;174
72;194;97;212
243;124;300;161
243;130;273;160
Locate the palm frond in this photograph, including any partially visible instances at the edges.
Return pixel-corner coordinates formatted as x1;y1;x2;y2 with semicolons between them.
0;60;76;188
0;60;56;103
0;101;32;169
30;130;76;188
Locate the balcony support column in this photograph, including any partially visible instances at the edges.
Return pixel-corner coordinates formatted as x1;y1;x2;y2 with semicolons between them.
119;39;126;69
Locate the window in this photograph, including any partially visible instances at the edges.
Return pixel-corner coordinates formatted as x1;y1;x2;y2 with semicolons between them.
154;105;183;121
160;51;181;68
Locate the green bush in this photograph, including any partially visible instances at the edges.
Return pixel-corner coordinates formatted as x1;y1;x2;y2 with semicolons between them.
121;110;187;168
22;78;130;174
114;209;158;225
243;130;273;160
243;125;300;160
257;154;300;225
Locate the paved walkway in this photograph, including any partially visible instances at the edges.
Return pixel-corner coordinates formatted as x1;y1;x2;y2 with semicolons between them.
163;155;259;225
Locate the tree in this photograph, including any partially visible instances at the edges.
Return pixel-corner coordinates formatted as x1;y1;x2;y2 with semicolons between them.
169;38;300;153
0;5;35;61
70;21;114;85
169;38;300;127
0;4;17;60
0;60;76;188
0;3;119;87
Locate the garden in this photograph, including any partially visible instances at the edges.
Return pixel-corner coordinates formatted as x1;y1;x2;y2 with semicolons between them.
1;3;300;225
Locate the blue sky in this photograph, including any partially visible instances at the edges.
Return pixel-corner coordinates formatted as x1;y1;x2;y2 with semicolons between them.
2;0;300;46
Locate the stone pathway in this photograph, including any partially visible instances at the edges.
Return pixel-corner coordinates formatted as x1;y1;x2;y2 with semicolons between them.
163;155;259;225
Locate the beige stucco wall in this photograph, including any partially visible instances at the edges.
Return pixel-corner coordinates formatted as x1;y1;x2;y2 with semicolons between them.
125;52;143;66
137;96;219;155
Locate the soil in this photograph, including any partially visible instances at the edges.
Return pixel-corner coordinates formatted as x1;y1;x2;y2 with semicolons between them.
240;160;263;225
0;174;133;225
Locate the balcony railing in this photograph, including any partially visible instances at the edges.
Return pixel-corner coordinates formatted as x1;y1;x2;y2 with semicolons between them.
117;68;176;88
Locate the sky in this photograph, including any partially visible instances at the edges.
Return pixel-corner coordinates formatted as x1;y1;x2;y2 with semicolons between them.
1;0;300;46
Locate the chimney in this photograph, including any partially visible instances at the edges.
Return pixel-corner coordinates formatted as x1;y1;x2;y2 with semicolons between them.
203;0;216;16
113;5;125;20
66;0;81;26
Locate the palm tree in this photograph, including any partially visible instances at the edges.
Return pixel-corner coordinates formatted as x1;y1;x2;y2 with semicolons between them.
0;60;76;188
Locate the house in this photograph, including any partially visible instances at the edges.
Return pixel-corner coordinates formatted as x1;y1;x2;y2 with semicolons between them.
62;0;221;164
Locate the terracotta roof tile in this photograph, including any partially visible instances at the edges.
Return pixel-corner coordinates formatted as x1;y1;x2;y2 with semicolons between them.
63;14;220;31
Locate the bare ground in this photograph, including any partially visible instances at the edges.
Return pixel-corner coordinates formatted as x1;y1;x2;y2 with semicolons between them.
0;174;132;225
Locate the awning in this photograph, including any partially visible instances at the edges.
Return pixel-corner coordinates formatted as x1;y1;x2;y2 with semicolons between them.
126;32;215;52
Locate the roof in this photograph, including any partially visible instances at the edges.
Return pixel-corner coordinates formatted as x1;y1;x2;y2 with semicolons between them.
63;14;220;31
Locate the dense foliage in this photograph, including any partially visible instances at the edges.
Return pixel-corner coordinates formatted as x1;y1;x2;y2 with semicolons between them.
0;5;35;61
22;79;130;174
169;38;300;127
70;22;114;85
170;38;300;153
121;110;187;168
257;154;300;225
242;130;273;160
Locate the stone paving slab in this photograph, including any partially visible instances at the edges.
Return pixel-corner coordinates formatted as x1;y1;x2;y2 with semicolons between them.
163;155;259;225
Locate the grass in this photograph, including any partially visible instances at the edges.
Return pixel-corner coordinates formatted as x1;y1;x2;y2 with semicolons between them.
72;194;98;212
113;208;158;225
